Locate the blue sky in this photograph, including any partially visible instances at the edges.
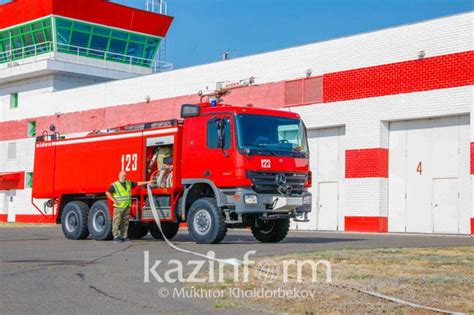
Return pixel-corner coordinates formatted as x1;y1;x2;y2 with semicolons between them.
112;0;472;69
1;0;472;69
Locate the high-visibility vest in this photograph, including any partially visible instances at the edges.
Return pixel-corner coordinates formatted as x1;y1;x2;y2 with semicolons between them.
112;180;132;208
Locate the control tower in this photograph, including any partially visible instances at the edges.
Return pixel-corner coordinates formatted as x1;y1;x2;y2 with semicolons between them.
0;0;173;98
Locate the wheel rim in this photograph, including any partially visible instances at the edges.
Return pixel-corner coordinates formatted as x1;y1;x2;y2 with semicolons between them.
193;209;212;236
65;211;78;233
92;209;106;233
259;221;275;234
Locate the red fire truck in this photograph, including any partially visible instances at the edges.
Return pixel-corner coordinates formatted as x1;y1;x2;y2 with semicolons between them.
32;95;312;244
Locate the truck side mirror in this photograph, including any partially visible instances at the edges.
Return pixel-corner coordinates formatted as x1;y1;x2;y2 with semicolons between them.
216;119;226;149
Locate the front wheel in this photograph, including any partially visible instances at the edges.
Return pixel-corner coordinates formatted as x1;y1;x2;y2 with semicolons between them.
187;198;227;244
251;218;290;243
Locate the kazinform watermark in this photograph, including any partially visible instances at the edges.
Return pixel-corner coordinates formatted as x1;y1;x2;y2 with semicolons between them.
144;250;332;284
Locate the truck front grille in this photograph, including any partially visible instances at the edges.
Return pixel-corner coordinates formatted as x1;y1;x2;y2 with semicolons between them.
247;171;307;195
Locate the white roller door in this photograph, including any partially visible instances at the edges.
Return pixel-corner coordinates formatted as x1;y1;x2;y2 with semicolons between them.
294;126;345;231
388;115;470;234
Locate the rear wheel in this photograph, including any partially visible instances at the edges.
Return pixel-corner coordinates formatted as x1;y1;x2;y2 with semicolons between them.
88;200;113;240
187;198;227;244
128;222;149;239
251;218;290;243
149;222;179;240
61;201;89;240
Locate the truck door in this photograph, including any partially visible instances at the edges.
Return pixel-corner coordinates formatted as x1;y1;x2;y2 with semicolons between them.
203;115;236;187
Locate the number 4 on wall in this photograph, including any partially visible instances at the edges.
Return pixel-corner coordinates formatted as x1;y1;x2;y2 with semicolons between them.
416;161;422;175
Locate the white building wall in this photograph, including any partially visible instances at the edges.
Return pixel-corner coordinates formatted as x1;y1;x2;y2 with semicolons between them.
291;85;472;224
0;13;472;232
0;138;36;173
0;75;55;120
293;126;345;231
0;73;111;121
52;74;109;91
388;115;470;233
0;75;55;97
291;86;472;148
0;137;37;221
1;12;472;122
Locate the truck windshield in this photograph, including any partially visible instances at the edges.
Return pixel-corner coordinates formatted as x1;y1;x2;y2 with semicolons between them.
236;114;308;157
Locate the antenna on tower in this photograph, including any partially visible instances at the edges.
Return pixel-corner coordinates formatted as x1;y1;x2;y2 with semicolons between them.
146;0;172;72
146;0;167;14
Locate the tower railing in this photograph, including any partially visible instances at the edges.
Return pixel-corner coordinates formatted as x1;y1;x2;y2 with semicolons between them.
0;41;173;73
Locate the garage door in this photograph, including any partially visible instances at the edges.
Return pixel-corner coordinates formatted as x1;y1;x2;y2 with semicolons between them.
388;115;470;234
293;126;345;231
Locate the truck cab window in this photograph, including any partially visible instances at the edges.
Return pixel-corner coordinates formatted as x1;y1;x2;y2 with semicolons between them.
236;114;308;157
207;117;231;149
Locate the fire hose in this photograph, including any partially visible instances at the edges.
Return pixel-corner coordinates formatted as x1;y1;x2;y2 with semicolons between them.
146;184;461;314
146;184;240;266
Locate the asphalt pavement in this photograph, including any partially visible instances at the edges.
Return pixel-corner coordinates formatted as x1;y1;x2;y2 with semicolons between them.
1;226;473;314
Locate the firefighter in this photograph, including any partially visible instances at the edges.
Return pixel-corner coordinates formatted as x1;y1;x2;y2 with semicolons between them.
157;145;172;171
156;145;173;188
105;171;150;243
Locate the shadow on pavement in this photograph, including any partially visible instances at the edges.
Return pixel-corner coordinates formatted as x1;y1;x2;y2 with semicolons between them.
135;233;365;245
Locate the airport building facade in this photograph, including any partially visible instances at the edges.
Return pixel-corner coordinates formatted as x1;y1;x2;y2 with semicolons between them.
0;1;472;234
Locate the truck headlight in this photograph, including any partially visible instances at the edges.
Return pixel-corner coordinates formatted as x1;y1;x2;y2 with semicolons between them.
303;194;312;205
244;194;258;205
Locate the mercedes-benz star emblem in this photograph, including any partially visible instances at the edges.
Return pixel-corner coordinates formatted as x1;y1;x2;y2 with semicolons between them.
275;173;287;187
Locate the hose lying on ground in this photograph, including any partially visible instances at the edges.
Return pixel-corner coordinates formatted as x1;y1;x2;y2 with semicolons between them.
146;185;462;314
146;185;241;266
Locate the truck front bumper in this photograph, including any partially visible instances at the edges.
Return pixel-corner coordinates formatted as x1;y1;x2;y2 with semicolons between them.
221;187;312;217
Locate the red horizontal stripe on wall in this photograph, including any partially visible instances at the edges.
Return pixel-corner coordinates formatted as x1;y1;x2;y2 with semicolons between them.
346;148;388;178
0;214;8;222
0;121;28;141
324;51;474;103
471;143;474;175
0;94;197;142
0;83;285;142
15;215;55;224
345;216;388;232
1;52;473;142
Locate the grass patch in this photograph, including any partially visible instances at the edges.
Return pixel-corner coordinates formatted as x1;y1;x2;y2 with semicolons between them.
186;246;474;314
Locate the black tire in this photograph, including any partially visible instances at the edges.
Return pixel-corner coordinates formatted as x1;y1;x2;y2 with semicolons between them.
87;200;113;240
128;222;149;239
149;222;179;240
187;198;227;244
251;218;290;243
61;201;89;240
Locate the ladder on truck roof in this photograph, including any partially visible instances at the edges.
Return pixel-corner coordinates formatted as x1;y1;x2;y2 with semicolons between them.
105;119;179;134
35;119;180;142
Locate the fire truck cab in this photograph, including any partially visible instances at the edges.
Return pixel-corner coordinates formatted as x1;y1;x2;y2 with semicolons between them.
33;100;312;244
